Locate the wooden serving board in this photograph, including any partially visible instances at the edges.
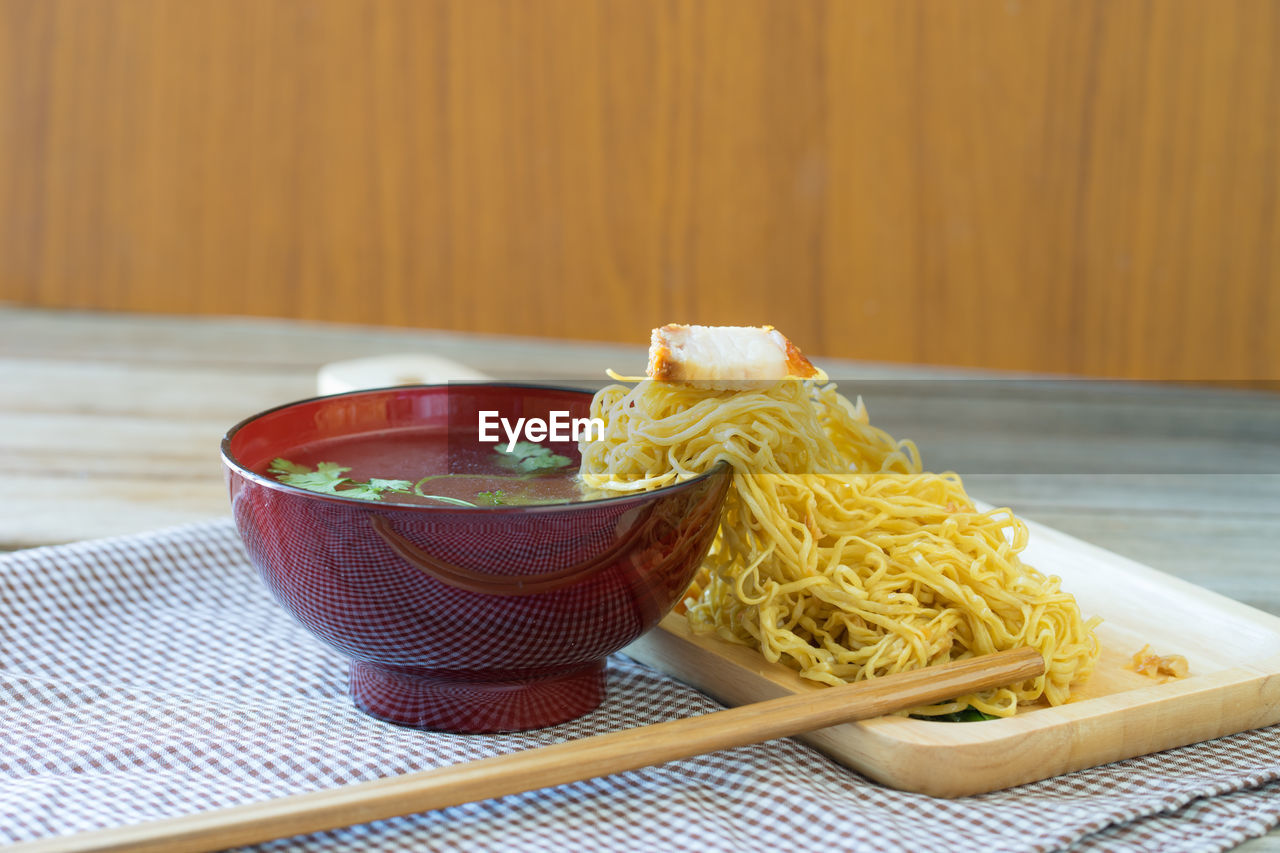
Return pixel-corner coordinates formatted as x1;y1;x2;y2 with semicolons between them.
624;515;1280;797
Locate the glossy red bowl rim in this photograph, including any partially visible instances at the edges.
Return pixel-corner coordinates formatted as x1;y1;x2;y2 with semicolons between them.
221;382;730;513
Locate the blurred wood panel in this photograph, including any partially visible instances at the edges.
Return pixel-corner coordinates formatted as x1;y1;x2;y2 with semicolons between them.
0;0;1277;380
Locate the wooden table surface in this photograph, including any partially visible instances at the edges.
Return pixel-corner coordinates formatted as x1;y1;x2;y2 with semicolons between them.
3;305;1279;849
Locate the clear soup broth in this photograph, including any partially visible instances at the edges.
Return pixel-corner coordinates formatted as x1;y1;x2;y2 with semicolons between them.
256;426;589;507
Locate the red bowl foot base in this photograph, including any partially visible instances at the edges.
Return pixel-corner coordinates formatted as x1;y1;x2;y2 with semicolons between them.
348;659;607;733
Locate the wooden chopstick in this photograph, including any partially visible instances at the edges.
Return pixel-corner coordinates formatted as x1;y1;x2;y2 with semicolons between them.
15;647;1044;853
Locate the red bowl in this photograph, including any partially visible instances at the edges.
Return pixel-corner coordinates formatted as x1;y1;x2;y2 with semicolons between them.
221;384;729;733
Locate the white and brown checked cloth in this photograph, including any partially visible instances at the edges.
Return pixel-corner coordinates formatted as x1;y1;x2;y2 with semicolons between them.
2;520;1279;852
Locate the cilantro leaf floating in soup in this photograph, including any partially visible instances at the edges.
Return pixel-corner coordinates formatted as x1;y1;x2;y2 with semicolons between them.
268;458;416;502
495;441;573;473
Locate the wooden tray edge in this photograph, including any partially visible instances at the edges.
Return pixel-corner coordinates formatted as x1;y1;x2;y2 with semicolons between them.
625;613;1280;797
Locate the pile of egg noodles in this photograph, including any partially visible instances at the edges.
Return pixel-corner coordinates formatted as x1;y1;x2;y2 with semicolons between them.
579;377;1100;716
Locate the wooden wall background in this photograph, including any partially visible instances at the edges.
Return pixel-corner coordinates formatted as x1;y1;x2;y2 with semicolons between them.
1;0;1277;380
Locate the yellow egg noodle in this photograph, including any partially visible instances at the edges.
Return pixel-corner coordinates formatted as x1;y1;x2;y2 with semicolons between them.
579;378;1101;716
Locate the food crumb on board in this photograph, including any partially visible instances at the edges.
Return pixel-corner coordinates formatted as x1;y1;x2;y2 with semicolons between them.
1130;644;1189;680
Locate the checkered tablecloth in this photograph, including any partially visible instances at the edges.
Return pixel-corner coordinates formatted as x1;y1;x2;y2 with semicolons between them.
2;520;1278;852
